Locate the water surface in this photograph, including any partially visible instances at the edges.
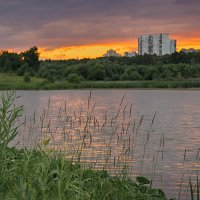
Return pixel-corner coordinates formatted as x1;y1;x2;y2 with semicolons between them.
6;90;200;199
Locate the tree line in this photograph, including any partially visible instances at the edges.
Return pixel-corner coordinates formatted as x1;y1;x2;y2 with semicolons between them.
0;47;200;82
0;46;39;75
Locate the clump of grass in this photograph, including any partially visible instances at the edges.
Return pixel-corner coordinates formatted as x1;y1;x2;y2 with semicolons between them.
0;146;170;199
0;91;172;199
23;72;31;83
0;91;23;147
189;175;200;200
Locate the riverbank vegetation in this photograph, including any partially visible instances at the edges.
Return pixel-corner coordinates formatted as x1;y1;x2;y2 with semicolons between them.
1;146;171;199
0;91;175;199
0;47;200;89
1;72;200;90
0;73;45;90
2;73;200;90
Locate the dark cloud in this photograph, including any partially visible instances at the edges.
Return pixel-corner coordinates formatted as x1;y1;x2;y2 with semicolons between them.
175;0;199;5
0;0;199;49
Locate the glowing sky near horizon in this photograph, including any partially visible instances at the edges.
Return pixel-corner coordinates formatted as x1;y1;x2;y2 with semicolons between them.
0;0;200;59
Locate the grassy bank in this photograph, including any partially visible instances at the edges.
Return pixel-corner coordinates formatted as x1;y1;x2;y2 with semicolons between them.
0;73;45;90
1;146;171;200
1;73;200;90
0;91;173;199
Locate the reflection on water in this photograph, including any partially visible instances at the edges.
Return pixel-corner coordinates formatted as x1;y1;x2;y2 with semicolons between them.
6;90;200;200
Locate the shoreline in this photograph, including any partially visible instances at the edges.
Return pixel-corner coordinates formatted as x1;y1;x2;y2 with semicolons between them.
1;73;200;90
1;83;200;90
1;88;200;91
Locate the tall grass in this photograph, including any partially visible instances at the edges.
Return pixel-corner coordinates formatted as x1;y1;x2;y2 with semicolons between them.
0;73;45;90
0;91;23;147
0;91;171;199
189;175;200;200
14;90;199;200
1;90;199;199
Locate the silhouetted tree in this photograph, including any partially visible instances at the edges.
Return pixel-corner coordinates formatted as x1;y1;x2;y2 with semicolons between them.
20;46;40;72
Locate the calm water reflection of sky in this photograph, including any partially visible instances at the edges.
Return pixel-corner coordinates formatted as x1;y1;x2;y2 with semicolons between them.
4;90;200;200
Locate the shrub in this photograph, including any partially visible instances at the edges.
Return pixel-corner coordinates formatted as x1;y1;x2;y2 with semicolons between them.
67;73;82;83
120;73;129;80
47;75;55;83
129;71;144;80
23;72;31;83
104;77;110;81
111;74;120;81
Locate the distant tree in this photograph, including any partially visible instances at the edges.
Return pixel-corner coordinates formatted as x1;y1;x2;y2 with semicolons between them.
17;62;29;75
88;64;106;80
8;52;21;71
0;51;21;72
47;75;55;83
143;66;157;80
129;71;143;80
120;72;129;80
23;72;31;83
111;74;120;81
121;66;143;80
74;64;89;78
20;46;40;72
176;72;182;80
67;73;82;83
3;57;12;72
121;68;143;80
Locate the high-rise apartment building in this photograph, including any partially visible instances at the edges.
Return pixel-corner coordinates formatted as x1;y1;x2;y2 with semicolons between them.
138;34;176;55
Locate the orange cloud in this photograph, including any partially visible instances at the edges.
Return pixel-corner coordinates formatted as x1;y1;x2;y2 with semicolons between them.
39;40;137;60
170;33;200;50
176;38;200;50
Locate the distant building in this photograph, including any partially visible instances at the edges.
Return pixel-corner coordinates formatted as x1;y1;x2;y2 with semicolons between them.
181;48;200;53
124;51;136;57
103;49;121;57
170;40;176;55
138;34;176;56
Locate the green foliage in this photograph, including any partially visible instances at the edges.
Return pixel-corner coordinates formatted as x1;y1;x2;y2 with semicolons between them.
0;51;21;72
0;73;45;90
1;48;200;82
111;73;120;81
47;75;55;83
67;73;82;83
20;46;40;72
37;55;200;82
1;49;200;88
23;72;31;83
136;176;151;185
104;77;110;81
0;47;39;75
0;147;170;200
0;91;23;147
2;73;200;89
121;66;144;80
0;92;172;199
17;62;29;75
88;63;106;80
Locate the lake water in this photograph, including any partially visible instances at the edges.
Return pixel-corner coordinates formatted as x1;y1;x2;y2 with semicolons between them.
4;90;200;199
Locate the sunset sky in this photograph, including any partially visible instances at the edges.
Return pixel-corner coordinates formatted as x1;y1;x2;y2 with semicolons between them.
0;0;200;59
